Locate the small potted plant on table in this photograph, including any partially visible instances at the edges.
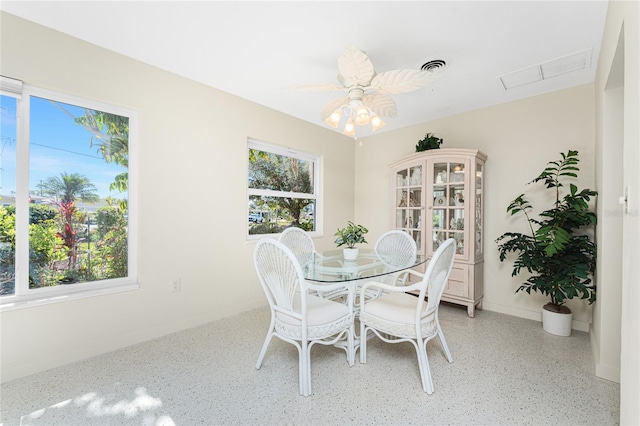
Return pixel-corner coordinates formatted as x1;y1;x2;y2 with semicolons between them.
334;221;368;260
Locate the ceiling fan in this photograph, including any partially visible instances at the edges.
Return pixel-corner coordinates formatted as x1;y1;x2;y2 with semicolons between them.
294;46;442;136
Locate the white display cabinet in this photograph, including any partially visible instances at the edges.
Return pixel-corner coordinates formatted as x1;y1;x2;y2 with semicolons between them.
390;148;487;317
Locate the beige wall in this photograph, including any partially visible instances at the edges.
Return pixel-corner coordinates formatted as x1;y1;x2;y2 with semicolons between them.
0;13;355;382
594;1;640;424
355;84;596;326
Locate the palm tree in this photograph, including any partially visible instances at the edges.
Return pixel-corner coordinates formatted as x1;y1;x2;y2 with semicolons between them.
42;172;99;272
42;172;99;204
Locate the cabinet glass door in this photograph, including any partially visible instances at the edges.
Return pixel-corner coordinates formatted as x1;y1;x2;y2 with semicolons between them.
475;162;483;256
395;165;423;250
431;161;465;256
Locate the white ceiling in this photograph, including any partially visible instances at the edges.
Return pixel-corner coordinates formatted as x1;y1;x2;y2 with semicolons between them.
1;1;609;139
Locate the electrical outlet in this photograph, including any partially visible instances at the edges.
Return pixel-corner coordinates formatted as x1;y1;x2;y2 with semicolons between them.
171;279;181;292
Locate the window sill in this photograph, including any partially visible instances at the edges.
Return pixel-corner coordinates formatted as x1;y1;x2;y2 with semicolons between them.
0;283;139;312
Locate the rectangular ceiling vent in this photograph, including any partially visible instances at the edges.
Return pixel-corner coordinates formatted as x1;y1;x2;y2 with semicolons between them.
499;48;592;90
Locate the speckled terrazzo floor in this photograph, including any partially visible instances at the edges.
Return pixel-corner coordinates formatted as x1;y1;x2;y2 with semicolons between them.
0;304;619;426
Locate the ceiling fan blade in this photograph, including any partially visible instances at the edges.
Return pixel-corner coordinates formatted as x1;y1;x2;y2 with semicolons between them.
287;83;345;92
363;93;397;118
337;46;376;88
320;96;349;120
370;69;440;94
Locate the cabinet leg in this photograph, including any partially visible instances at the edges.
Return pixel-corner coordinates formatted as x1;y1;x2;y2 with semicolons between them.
466;300;482;317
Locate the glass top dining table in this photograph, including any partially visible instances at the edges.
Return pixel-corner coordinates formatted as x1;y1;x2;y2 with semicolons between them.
301;248;426;283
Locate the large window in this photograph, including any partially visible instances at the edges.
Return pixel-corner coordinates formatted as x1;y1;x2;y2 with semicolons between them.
0;78;137;309
247;139;320;236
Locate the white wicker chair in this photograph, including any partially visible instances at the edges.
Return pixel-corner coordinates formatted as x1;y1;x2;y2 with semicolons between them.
254;238;355;397
280;226;348;301
279;226;316;268
359;238;456;394
280;227;329;296
374;230;418;286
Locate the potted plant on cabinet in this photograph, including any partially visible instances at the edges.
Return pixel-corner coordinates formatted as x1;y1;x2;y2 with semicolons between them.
334;221;368;260
415;133;443;152
496;150;597;336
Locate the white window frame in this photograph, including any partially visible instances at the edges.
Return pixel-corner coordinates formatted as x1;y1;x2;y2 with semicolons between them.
247;138;322;239
0;79;138;311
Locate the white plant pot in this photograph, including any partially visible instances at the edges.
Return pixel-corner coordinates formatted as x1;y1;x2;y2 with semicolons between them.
541;306;573;336
343;247;359;260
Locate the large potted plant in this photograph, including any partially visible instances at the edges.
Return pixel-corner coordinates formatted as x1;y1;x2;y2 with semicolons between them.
496;150;597;336
334;221;368;260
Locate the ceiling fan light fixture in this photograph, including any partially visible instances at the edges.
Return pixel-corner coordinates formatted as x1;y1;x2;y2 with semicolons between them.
328;104;385;136
301;47;441;138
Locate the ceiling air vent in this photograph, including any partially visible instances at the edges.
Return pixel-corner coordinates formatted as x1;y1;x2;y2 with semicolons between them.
421;59;447;72
499;48;592;90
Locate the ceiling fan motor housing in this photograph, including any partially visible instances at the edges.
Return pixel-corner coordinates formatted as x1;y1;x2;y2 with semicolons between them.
348;87;365;100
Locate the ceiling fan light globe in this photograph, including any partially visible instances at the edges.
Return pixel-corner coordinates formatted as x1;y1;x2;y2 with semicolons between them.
343;120;356;136
325;110;341;128
371;115;385;131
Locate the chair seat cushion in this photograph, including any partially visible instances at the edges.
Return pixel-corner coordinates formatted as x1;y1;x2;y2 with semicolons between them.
275;294;353;340
278;294;351;326
364;292;426;324
360;292;438;338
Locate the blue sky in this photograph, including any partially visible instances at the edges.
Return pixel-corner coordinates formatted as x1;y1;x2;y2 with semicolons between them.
1;94;127;200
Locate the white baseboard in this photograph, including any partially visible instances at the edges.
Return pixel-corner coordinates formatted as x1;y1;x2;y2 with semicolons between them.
482;301;590;332
590;326;621;383
595;361;621;383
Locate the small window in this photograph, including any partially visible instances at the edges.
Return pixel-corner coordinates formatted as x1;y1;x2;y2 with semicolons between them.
247;139;319;236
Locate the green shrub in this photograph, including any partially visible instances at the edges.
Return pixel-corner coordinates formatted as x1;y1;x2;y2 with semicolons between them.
249;222;286;235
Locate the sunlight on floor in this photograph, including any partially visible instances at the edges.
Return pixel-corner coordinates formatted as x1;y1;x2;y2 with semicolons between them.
20;386;174;426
